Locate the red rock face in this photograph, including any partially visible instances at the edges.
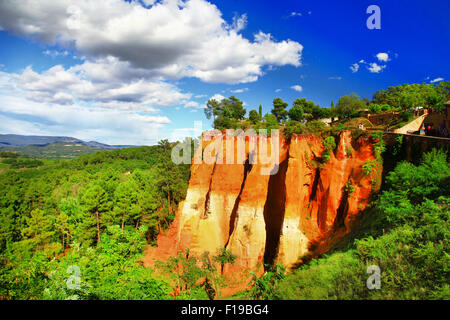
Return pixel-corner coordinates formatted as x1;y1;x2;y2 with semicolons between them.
144;130;381;274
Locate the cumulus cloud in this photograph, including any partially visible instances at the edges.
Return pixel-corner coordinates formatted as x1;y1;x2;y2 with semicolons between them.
209;94;226;102
291;85;303;92
376;52;389;62
350;63;360;73
43;49;70;58
230;88;249;93
231;13;247;32
275;88;282;92
14;61;191;111
351;56;388;74
0;72;170;145
184;101;206;109
367;62;386;73
0;0;303;84
328;76;342;80
430;77;444;83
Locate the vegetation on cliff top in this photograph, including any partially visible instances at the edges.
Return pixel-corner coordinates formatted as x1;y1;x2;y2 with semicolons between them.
204;81;449;133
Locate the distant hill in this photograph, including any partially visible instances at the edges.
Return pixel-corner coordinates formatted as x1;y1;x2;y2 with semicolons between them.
0;134;136;159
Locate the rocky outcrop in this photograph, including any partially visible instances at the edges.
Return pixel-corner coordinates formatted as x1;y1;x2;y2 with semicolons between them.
145;130;381;274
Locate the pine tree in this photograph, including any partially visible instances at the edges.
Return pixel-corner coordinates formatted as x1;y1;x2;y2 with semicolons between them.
271;98;289;122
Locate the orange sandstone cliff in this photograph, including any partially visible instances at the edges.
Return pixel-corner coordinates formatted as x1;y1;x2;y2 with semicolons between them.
144;130;381;275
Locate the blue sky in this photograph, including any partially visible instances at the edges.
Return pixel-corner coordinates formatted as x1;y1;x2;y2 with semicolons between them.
0;0;449;145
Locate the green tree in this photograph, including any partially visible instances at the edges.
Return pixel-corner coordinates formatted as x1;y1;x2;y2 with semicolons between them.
248;264;285;300
213;247;237;275
21;208;55;252
288;104;304;121
426;91;445;110
336;93;366;118
271;98;289;122
204;96;246;129
79;184;111;245
113;180;140;230
249;109;261;124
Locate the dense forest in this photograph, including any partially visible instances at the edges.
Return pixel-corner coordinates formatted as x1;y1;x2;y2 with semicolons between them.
0;141;191;299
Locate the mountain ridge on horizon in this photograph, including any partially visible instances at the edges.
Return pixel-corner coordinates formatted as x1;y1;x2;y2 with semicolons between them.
0;133;138;149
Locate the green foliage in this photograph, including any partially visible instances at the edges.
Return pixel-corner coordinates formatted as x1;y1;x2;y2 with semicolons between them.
368;103;397;114
276;252;365;299
0;141;191;300
254;114;279;134
372;82;447;111
288;104;304;121
271;97;289;122
248;109;261;124
291;98;331;120
344;181;355;195
247;264;285;300
205;96;247;129
336;93;366;118
323;136;336;151
1;226;171;300
0;151;20;158
156;248;233;300
284;120;332;139
320;136;336;164
213;248;237;275
2;158;43;169
362;160;378;176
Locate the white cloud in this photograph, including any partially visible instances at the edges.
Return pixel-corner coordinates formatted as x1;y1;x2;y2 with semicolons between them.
184;101;205;109
231;88;249;93
328;76;342;80
430;77;444;83
43;49;70;58
351;56;388;74
231;13;247;32
291;85;303;92
367;62;386;73
141;0;157;6
350;63;360;73
275;88;282;93
0;0;303;84
209;94;226;102
290;12;302;17
0;72;169;145
376;52;389;62
14;61;191;111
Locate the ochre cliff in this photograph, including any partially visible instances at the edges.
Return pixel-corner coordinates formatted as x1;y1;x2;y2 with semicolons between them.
144;130;381;275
